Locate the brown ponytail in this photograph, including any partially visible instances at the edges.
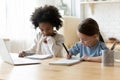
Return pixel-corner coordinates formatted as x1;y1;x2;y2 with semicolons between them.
99;32;104;42
78;18;105;43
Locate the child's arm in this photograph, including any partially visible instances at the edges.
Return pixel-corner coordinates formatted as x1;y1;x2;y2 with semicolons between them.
19;33;42;57
82;56;101;62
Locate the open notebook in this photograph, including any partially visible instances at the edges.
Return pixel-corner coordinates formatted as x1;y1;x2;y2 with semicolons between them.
26;54;53;60
49;43;83;66
0;39;40;66
49;57;83;66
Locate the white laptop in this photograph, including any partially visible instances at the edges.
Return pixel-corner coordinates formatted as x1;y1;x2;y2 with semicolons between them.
0;39;40;66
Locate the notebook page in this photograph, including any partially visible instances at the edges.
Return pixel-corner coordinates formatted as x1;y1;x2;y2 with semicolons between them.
49;57;82;66
26;54;53;60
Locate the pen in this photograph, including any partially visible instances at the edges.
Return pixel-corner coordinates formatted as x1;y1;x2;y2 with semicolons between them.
62;43;69;55
110;41;117;50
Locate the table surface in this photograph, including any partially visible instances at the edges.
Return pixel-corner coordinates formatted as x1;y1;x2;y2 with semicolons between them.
0;57;120;80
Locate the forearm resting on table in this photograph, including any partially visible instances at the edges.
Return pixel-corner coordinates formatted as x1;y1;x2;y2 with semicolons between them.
85;56;102;62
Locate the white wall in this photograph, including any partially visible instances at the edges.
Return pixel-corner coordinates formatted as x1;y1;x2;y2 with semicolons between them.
36;0;56;7
84;3;120;41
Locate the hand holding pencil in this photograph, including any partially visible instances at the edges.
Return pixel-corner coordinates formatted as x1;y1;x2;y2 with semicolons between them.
67;53;72;59
62;43;72;59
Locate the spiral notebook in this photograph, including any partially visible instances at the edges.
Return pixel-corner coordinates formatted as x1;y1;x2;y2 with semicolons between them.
49;57;82;66
49;43;83;66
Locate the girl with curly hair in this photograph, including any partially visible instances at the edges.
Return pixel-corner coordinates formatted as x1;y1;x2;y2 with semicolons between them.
19;5;64;58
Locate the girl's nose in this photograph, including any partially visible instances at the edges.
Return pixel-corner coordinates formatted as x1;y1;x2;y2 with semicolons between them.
43;31;47;34
43;32;49;36
81;40;84;44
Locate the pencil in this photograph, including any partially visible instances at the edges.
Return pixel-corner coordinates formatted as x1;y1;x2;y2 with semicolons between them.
110;41;117;50
62;43;69;55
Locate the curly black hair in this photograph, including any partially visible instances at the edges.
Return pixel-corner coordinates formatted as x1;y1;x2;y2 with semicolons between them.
30;5;63;30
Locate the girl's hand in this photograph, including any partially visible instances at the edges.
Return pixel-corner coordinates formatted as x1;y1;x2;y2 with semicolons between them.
82;55;90;61
82;55;102;62
18;51;26;57
66;53;72;59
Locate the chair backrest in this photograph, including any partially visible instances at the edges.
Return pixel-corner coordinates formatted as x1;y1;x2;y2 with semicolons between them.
58;16;80;48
